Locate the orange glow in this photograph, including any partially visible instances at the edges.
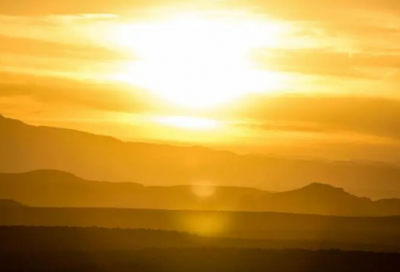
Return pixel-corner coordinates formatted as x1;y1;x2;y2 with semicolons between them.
153;116;221;130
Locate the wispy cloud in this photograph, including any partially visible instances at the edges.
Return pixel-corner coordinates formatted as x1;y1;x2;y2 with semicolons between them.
217;95;400;141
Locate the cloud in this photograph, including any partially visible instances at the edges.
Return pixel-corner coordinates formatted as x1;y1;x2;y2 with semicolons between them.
0;0;190;16
1;2;399;85
2;0;400;19
236;0;400;21
0;14;123;45
0;35;127;61
233;121;334;134
2;68;400;143
0;74;156;114
255;48;400;79
0;14;138;81
217;94;400;141
0;0;399;146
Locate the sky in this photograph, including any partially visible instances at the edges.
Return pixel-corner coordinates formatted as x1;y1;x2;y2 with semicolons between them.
1;0;400;162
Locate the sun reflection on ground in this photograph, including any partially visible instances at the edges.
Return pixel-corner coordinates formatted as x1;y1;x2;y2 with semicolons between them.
183;213;228;236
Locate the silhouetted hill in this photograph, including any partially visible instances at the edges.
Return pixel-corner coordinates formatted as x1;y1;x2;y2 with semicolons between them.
255;183;375;216
0;170;265;210
2;170;400;215
0;199;26;208
2;115;400;199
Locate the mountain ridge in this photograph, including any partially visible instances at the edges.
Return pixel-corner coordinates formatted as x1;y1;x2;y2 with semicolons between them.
2;114;400;200
0;199;26;207
1;169;400;216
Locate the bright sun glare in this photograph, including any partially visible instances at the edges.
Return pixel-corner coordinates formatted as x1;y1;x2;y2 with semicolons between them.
108;13;288;108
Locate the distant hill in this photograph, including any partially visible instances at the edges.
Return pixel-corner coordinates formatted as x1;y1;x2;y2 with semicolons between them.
254;183;374;216
0;199;26;208
1;170;400;216
2;114;400;199
0;170;266;211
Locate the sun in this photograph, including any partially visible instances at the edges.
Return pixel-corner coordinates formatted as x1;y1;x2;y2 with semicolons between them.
108;13;288;108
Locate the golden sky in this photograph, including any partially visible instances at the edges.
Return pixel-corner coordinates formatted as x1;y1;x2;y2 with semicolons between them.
1;0;400;161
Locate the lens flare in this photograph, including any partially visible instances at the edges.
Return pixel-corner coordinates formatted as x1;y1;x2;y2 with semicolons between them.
191;184;216;198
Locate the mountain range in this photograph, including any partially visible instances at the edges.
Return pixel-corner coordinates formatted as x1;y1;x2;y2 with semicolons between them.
2;114;400;199
1;170;400;216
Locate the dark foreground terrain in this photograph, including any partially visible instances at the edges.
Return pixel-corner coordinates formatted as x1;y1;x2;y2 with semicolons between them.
2;248;400;272
3;214;400;271
1;226;400;272
3;207;400;249
2;226;400;252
